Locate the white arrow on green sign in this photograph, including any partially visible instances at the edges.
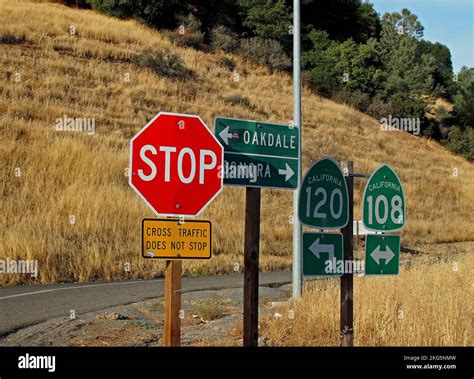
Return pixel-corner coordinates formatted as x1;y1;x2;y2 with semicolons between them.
298;157;349;229
215;117;299;189
362;164;405;232
365;234;400;275
303;232;344;276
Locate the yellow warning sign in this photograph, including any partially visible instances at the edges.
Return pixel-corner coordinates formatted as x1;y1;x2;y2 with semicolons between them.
142;219;211;260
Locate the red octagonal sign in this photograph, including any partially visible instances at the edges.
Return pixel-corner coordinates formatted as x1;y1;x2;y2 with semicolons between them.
129;112;223;217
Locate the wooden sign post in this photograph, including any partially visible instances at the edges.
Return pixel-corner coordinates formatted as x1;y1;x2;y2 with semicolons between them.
129;112;223;348
340;161;354;347
164;260;182;346
214;117;300;347
243;187;261;347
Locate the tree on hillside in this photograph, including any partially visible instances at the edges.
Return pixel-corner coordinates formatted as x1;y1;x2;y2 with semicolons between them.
441;67;474;161
381;36;437;98
417;41;456;98
374;9;438;136
355;2;382;42
377;8;424;65
445;126;474;161
303;34;383;97
299;0;380;44
186;0;242;33
301;30;338;94
87;0;188;28
330;38;382;96
237;0;292;51
453;67;474;126
381;8;424;40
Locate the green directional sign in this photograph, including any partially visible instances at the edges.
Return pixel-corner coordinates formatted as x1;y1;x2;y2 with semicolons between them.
298;157;349;229
363;164;405;232
215;117;299;189
365;234;400;275
303;232;343;276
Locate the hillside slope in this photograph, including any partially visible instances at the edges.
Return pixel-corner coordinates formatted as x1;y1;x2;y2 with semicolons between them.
1;0;473;284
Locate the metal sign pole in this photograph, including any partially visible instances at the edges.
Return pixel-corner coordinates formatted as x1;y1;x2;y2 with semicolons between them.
292;0;303;299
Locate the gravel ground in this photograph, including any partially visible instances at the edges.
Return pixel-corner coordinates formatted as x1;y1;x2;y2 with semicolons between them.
0;284;292;347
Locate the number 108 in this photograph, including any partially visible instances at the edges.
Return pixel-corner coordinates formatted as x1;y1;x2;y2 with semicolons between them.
366;195;403;225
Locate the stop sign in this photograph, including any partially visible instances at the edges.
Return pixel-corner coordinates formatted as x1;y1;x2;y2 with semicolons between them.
129;112;223;217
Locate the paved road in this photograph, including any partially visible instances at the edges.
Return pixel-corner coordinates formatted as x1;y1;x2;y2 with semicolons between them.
0;272;291;336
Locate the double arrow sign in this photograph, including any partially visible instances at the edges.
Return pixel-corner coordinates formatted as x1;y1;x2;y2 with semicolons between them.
215;117;299;189
370;245;395;265
365;234;400;275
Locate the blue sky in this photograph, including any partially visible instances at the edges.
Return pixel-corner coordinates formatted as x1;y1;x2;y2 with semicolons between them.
370;0;473;72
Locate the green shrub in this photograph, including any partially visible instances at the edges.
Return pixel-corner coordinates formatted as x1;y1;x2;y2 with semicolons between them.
135;46;192;80
222;95;253;109
218;56;237;72
0;33;26;44
445;126;474;161
306;54;340;95
367;99;392;120
210;25;239;53
87;0;184;29
239;37;291;71
333;90;371;112
166;14;205;50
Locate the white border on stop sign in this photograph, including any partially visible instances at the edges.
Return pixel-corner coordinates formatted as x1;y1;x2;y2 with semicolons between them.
129;112;224;218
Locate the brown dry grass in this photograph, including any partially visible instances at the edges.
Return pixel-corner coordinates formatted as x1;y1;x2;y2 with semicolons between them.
261;254;473;346
1;1;473;284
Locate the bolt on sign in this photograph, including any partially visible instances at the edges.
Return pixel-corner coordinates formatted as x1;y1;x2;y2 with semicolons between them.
142;219;211;260
129;112;223;217
303;232;344;276
214;117;299;189
298;157;349;229
365;234;400;275
362;164;405;232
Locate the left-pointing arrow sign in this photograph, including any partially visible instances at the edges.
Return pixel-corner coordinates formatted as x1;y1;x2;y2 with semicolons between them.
303;232;343;276
215;117;299;189
309;238;335;261
219;126;233;145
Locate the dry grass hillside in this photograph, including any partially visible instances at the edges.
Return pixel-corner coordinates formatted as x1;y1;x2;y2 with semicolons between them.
1;0;473;284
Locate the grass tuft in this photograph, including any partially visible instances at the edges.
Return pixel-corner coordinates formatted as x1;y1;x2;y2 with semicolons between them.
135;46;193;80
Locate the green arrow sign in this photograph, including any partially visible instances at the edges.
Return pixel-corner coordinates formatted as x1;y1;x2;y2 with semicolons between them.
362;164;405;232
365;234;400;275
215;117;299;189
303;232;343;276
298;157;349;229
